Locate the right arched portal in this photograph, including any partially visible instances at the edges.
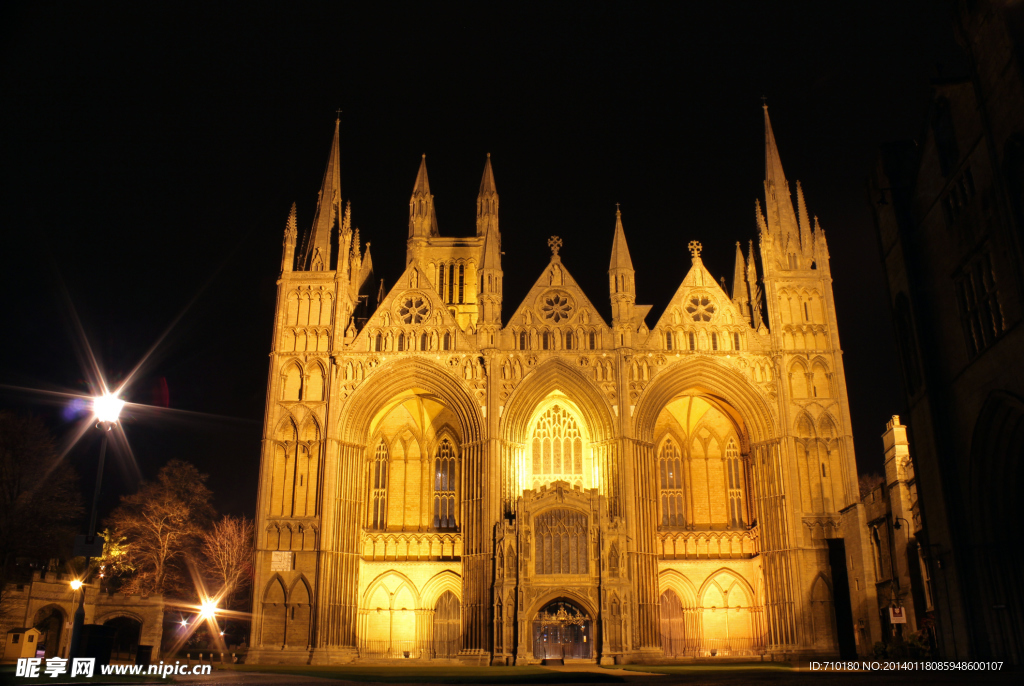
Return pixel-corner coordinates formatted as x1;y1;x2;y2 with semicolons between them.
652;395;750;531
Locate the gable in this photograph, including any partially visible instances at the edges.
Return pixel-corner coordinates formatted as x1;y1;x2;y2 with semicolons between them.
353;263;475;352
504;257;610;332
652;258;751;334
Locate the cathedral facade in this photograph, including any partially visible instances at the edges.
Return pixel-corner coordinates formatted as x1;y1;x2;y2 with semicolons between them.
248;108;863;664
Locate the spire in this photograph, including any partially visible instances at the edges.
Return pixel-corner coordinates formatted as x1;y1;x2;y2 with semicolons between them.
608;205;636;330
755;199;768;236
408;154;439;239
732;241;749;312
303;117;342;271
281;202;298;274
796;180;812;252
476;153;499;236
762;104;800;253
747;239;764;330
609;204;635;272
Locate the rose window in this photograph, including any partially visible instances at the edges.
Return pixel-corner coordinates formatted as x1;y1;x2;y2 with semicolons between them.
541;292;574;323
398;294;430;324
686;296;715;322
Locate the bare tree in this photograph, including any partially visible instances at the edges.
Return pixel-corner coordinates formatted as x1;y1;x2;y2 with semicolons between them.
106;460;213;596
0;412;82;617
199;515;253;609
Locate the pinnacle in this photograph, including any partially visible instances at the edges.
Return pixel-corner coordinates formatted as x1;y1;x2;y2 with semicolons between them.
609;205;634;272
413;155;431;195
479;153;497;195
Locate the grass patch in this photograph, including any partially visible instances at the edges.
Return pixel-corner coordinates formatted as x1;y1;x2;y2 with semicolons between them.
220;664;623;683
613;662;794;674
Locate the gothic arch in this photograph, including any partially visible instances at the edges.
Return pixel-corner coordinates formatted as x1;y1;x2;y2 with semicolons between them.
363;570;422;610
523;588;598;623
95;610;144;626
275;416;298;442
420;570;462;609
501;357;615;443
659;569;698;607
697;567;755;605
336;357;483;445
288;575;312;602
634;357;777;445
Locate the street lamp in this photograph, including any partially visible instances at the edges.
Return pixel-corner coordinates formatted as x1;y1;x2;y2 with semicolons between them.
69;393;124;659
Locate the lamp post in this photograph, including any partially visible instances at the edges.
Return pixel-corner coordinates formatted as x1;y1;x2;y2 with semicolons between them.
68;393;124;659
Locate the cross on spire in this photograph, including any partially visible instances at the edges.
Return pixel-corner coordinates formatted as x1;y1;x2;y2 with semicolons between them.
548;236;563;255
688;240;702;258
335;108;343;121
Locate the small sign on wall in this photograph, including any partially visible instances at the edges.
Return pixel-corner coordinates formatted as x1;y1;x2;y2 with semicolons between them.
270;551;294;571
889;606;907;624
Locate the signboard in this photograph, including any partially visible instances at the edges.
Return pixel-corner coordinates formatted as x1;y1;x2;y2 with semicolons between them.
889;606;907;624
270;551;294;572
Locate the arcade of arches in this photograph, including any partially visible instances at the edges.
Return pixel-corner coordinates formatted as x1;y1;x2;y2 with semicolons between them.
249;110;869;664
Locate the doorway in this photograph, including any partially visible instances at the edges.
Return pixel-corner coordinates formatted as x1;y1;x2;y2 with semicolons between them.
532;600;593;660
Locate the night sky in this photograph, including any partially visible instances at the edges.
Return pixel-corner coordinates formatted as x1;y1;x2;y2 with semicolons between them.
0;2;965;520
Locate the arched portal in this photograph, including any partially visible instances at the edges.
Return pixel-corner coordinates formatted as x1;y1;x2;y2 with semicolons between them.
325;358;484;651
103;616;142;661
651;395;750;531
432;591;461;658
660;590;687;657
32;606;67;659
501;358;616;515
531;599;593;661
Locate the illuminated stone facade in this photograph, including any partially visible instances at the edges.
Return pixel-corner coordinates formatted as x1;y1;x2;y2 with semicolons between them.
248;109;864;664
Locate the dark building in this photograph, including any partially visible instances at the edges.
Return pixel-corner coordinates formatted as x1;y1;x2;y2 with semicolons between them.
869;0;1024;662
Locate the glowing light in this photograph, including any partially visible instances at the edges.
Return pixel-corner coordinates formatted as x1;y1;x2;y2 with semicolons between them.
199;600;218;620
70;579;83;590
180;618;188;627
92;393;125;423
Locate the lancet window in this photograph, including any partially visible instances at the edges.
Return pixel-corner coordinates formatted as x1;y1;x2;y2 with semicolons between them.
433;439;457;530
688;332;696;350
534;508;588;575
370;439;388;530
519;331;528;350
437;262;466;305
666;331;673;350
726;438;745;528
530;405;584;490
659;437;685;527
589;331;596;349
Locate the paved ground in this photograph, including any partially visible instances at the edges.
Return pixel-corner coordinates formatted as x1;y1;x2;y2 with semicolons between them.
2;662;1018;686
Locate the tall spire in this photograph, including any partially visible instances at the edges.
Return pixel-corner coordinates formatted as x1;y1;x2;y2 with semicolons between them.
609;204;635;273
476;153;499;237
608;204;636;331
303;116;342;271
762;104;800;254
408;155;438;239
477;155;503;341
732;241;749;315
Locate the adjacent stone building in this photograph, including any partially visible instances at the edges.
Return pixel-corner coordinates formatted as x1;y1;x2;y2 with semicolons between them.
0;571;164;661
248;106;867;664
869;0;1024;662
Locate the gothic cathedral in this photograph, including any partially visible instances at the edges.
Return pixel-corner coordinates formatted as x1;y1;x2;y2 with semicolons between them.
249;107;861;664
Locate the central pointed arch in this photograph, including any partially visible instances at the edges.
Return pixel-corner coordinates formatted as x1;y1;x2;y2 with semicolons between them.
500;357;617;514
502;358;615;443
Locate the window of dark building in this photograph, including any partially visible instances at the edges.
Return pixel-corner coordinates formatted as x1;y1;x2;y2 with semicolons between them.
955;250;1005;358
